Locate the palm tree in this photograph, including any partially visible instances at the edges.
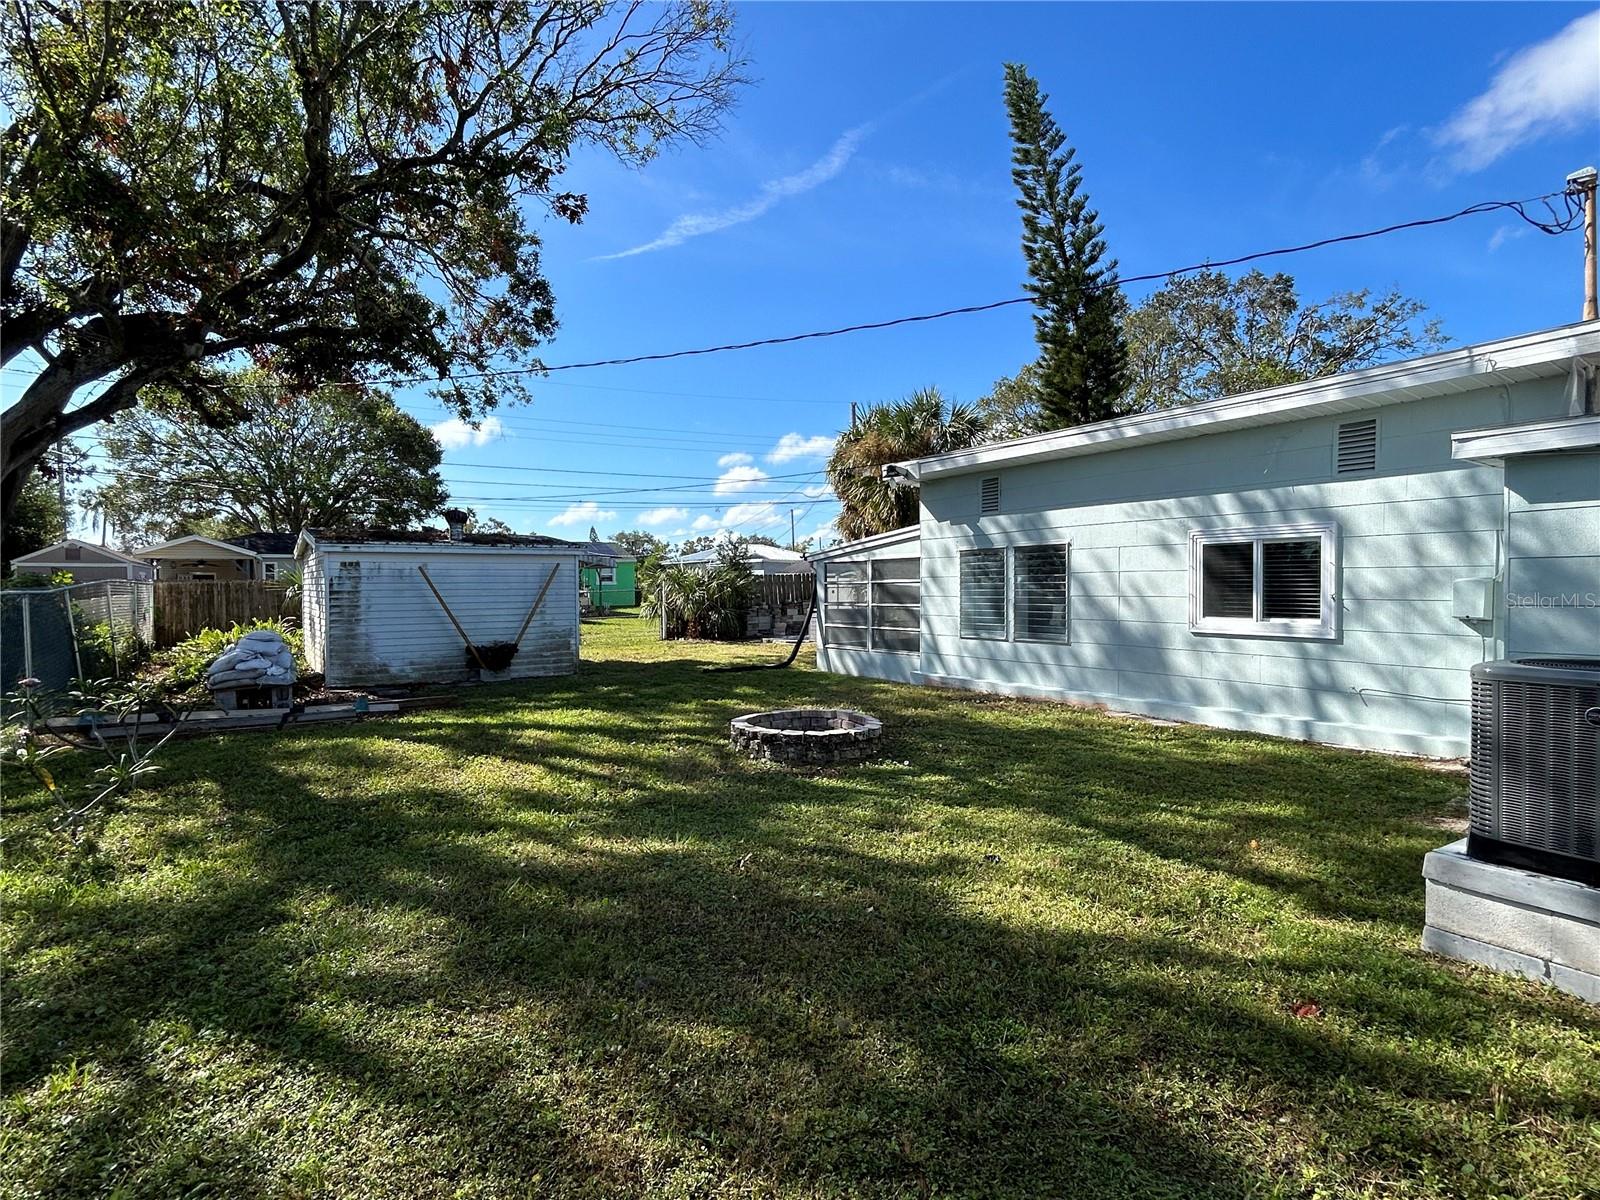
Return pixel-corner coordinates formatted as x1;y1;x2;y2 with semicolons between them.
827;388;988;541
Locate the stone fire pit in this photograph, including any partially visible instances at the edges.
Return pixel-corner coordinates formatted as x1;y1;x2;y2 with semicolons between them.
730;708;882;766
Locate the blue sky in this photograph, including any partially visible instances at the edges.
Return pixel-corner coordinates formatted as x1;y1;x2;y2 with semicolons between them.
16;2;1600;548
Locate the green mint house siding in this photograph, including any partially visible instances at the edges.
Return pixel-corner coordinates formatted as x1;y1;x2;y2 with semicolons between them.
812;323;1600;758
581;558;637;607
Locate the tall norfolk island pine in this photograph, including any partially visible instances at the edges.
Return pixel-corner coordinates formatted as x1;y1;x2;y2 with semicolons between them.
1003;64;1130;428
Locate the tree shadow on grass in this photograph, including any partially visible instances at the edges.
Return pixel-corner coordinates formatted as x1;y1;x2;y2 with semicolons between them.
4;655;1597;1198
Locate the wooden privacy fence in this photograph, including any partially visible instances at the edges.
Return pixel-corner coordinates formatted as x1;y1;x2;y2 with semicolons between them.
750;572;815;608
154;581;300;646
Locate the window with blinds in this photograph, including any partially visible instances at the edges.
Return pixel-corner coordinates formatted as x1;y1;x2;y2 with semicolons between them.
1190;522;1337;638
1013;544;1069;642
959;549;1007;639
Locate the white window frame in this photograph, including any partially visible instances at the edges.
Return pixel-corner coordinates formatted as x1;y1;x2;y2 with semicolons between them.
1189;521;1338;640
263;561;279;581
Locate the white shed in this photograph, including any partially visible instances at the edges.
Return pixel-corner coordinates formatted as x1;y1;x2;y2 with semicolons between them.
296;528;588;687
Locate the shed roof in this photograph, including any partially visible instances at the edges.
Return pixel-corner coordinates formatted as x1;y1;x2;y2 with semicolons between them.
676;543;805;564
299;527;582;554
891;321;1600;481
579;540;631;560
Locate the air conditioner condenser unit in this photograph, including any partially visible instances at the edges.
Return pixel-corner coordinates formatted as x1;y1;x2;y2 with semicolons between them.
1468;658;1600;887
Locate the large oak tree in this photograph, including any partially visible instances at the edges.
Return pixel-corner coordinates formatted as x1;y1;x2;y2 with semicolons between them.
89;371;449;545
1125;269;1448;409
1;0;743;519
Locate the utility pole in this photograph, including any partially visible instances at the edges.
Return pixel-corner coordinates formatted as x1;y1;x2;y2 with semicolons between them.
790;508;797;550
849;401;857;433
55;445;68;541
1571;165;1598;321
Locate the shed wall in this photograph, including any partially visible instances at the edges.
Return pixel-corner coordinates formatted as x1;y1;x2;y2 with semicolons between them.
309;549;578;686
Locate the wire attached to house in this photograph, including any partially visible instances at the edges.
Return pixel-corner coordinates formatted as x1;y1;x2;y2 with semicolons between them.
13;186;1578;402
374;188;1592;381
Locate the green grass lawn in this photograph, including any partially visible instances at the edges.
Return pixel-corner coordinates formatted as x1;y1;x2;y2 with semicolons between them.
3;615;1596;1199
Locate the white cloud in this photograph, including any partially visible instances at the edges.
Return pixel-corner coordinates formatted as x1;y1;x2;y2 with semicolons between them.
723;501;779;526
1436;12;1600;172
595;123;871;259
716;451;753;467
429;415;505;450
690;501;780;534
713;465;769;495
1487;224;1529;253
802;521;838;548
548;501;616;529
637;505;690;525
767;433;836;463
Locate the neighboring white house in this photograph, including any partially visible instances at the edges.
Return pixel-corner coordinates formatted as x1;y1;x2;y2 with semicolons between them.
132;531;300;580
8;539;154;582
297;526;587;686
811;321;1600;758
137;534;267;581
675;543;814;576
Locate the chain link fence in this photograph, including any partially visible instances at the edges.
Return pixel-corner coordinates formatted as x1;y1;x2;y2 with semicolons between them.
1;580;155;693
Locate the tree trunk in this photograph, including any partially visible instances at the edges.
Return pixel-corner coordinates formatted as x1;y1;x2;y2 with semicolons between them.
0;360;159;524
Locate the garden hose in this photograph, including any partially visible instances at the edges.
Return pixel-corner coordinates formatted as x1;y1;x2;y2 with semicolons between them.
702;592;817;673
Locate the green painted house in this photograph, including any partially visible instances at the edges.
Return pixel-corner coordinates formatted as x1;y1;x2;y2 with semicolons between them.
579;541;637;607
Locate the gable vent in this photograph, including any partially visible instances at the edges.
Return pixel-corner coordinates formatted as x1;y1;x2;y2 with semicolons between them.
1336;418;1378;474
979;475;1001;515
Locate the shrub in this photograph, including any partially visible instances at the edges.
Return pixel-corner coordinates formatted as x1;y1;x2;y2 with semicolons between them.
153;619;307;692
6;570;73;589
641;542;755;640
78;619;151;680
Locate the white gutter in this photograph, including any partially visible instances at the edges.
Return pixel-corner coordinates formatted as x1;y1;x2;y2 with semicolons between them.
1451;413;1600;464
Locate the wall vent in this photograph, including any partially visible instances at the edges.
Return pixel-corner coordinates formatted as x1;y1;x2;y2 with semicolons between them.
979;475;1001;515
1336;418;1378;474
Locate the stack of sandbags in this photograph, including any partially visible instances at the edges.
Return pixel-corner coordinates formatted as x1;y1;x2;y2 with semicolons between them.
207;629;297;692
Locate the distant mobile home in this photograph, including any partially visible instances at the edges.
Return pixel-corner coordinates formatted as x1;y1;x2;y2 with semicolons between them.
811;322;1600;758
297;528;589;687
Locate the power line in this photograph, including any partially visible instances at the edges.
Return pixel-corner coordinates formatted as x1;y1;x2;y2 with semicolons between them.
370;189;1593;382
8;187;1579;402
72;448;824;485
407;405;823;446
